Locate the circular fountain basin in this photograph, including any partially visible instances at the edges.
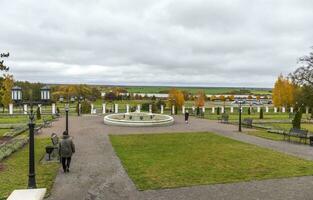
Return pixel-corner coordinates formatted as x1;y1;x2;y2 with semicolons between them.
103;112;174;127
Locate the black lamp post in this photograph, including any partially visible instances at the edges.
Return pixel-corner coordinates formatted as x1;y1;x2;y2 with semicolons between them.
238;102;242;132
11;86;22;106
77;96;82;116
65;103;69;134
11;86;51;189
28;105;36;188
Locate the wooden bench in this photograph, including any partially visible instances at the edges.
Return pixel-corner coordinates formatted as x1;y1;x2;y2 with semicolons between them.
243;118;253;128
218;113;229;124
283;128;308;144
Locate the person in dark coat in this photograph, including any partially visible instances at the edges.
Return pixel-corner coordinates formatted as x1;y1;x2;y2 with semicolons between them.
185;110;189;124
59;131;75;173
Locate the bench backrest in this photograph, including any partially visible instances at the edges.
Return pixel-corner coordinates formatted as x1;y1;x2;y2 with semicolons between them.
243;118;253;125
289;128;308;137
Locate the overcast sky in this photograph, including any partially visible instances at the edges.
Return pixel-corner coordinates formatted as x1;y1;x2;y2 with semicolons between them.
1;0;313;88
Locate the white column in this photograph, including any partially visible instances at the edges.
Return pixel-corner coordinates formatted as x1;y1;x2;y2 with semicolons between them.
192;106;195;113
274;107;277;113
9;103;13;115
115;104;118;113
91;104;94;114
23;104;28;115
266;106;269;113
257;106;260;113
149;104;152;113
212;107;215;113
102;104;106;114
51;103;56;114
182;106;185;114
282;107;286;113
38;104;42;114
126;104;129;113
160;105;164;114
306;107;309;114
221;106;224;113
290;107;294;113
202;106;205;113
137;104;141;112
172;105;175;115
230;107;234;113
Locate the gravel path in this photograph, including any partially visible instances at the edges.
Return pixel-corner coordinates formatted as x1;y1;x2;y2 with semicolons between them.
44;115;313;200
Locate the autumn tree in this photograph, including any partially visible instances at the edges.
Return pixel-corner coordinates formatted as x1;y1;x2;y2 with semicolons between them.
290;47;313;86
272;74;296;107
0;74;14;110
195;90;206;107
168;88;185;109
289;48;313;110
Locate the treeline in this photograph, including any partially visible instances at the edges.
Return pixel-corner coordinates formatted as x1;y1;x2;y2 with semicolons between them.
272;47;313;128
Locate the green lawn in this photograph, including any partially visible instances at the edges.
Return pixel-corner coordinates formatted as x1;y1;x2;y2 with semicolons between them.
262;123;313;132
0;128;12;138
122;86;271;95
0;137;59;199
243;130;288;141
110;132;313;190
202;113;293;121
0;115;53;125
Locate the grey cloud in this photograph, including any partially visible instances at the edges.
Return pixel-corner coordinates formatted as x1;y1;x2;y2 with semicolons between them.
1;0;313;88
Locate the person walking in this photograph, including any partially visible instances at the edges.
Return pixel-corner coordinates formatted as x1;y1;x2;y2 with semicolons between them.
59;131;75;173
185;110;189;124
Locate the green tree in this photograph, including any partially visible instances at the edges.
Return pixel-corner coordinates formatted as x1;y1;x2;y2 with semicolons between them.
292;109;302;129
259;108;264;119
36;107;41;120
81;100;91;114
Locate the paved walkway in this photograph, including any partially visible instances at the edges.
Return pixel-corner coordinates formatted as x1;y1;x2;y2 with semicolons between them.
44;115;313;200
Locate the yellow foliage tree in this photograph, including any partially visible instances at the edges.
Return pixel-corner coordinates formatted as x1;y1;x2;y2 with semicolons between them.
272;74;296;107
195;90;206;107
168;88;185;108
1;74;14;109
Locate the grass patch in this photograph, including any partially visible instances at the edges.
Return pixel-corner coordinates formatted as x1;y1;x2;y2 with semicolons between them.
0;129;12;138
244;130;285;141
0;115;53;125
0;137;59;199
263;123;313;132
110;132;313;190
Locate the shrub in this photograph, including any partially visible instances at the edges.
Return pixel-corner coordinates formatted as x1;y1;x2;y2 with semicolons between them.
292;110;302;129
36;107;41;120
75;103;80;115
81;100;91;114
141;102;158;113
248;107;251;115
216;107;220;115
56;107;60;114
156;100;166;109
259;108;264;119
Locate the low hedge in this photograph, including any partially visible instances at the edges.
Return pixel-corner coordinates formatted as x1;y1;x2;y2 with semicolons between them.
0;135;29;161
3;126;28;137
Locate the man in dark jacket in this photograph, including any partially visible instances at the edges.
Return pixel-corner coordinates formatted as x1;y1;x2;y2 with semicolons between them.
185;110;189;124
59;131;75;173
